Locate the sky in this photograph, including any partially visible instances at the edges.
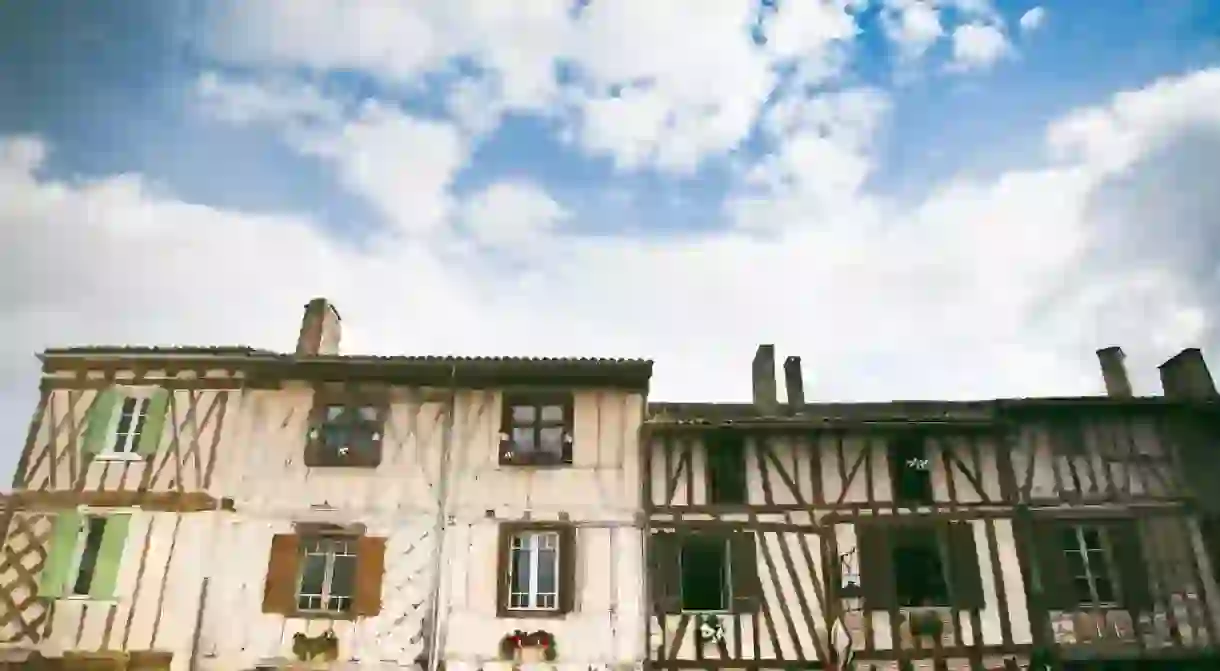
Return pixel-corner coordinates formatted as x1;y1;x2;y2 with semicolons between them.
2;0;1220;483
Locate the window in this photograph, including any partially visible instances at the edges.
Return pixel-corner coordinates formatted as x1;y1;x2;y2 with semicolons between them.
111;397;150;454
652;531;760;614
680;535;731;611
1061;525;1118;607
706;431;747;505
497;523;575;617
890;433;934;504
296;537;357;614
499;393;573;466
69;516;108;596
892;531;950;607
305;393;385;468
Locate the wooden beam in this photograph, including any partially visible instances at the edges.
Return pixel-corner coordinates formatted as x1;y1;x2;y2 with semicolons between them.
3;490;235;513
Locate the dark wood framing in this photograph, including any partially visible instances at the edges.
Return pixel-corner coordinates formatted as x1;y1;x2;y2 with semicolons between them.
1;491;235;513
643;401;1220;671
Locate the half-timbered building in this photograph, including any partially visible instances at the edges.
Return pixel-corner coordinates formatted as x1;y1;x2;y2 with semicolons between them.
643;345;1220;671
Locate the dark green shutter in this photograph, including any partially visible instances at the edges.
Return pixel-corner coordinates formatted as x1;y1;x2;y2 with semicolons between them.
650;532;681;614
1107;519;1152;610
89;514;131;598
1033;520;1076;610
857;523;896;610
39;512;81;597
82;389;120;455
946;522;986;609
561;395;574;464
730;531;761;613
136;390;170;456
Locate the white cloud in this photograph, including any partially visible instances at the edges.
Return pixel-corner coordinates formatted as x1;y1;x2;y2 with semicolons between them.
880;0;944;62
1019;6;1047;33
460;181;569;250
949;23;1011;72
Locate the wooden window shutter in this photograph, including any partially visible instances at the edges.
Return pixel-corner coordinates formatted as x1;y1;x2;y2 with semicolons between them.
856;524;896;610
495;524;512;617
39;512;81;597
945;522;985;609
89;514;131;599
650;532;681;614
353;536;386;616
497;396;514;465
558;526;577;614
136;390;170;457
262;534;300;614
1032;520;1076;610
82;389;120;455
730;531;761;613
1106;519;1152;610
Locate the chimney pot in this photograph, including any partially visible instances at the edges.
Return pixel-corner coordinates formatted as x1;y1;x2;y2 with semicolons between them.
752;344;777;414
1158;348;1217;399
296;298;342;356
1096;346;1133;397
783;355;805;409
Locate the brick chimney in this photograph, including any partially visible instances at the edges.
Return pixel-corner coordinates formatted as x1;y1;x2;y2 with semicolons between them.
1158;348;1217;399
783;355;805;409
1096;346;1133;398
296;298;342;356
752;344;778;414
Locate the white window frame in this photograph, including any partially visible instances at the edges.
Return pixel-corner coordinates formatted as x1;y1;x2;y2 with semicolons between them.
679;536;733;614
295;537;357;614
1063;525;1120;608
98;389;154;461
506;531;561;611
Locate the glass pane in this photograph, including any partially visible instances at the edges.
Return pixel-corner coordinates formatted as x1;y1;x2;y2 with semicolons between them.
357;406;378;422
1072;577;1094;604
72;517;108;596
539;427;564;455
330;553;356;599
322;425;350;450
1060;527;1080;551
512;405;536;423
298;553;328;597
511;544;532;594
536;547;557;595
540;405;563;422
1081;528;1103;551
1065;550;1087;576
326;405;346;421
512;427;535;451
1094;576;1115;604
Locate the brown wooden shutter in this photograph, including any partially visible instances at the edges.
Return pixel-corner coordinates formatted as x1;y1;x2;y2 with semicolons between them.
945;522;985;609
1032;520;1076;610
650;532;681;614
558;525;577;614
730;531;761;613
1106;519;1152;611
561;396;575;465
496;524;512;617
498;396;514;465
856;524;896;610
262;534;300;614
353;536;386;616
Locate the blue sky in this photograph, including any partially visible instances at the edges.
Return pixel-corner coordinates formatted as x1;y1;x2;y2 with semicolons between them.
2;0;1220;478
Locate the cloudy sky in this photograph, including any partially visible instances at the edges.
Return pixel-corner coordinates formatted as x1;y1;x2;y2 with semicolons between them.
2;0;1219;481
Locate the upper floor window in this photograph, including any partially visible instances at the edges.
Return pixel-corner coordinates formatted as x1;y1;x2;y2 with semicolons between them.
1033;518;1151;612
297;536;357;614
112;397;150;454
38;511;131;600
651;530;761;615
855;522;985;611
262;529;386;619
889;432;934;504
706;431;747;505
497;522;575;617
305;389;385;468
499;393;573;466
1060;525;1118;607
83;387;169;459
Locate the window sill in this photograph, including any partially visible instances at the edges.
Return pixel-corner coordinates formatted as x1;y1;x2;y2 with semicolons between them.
498;456;573;468
286;609;357;621
498;608;567;620
56;595;117;603
93;452;145;463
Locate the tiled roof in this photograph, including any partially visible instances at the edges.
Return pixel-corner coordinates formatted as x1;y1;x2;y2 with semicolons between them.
647;400;996;426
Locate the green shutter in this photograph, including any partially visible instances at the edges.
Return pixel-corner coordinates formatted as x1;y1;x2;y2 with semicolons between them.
39;512;81;597
89;514;131;599
136;389;170;456
82;390;120;455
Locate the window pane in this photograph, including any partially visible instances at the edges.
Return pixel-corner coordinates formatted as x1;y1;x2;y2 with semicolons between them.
539;427;564;455
1065;550;1087;577
680;536;727;611
540;405;563;422
298;553;328;598
330;553;356;599
512;427;535;451
72;517;108;596
357;406;378;422
1072;577;1094;604
510;544;532;595
536;546;557;595
512;405;536;424
322;425;350;450
1094;576;1115;604
1081;528;1103;551
1060;528;1080;551
326;405;346;421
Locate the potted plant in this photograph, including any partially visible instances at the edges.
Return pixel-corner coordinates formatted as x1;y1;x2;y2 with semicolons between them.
696;614;725;645
906;608;944;639
499;630;558;663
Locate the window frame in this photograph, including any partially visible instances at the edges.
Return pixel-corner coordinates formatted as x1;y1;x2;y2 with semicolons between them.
1060;523;1121;608
678;534;734;614
294;535;358;615
96;388;158;461
305;387;387;468
496;521;575;618
889;432;935;505
499;392;574;466
890;529;952;608
705;431;748;505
